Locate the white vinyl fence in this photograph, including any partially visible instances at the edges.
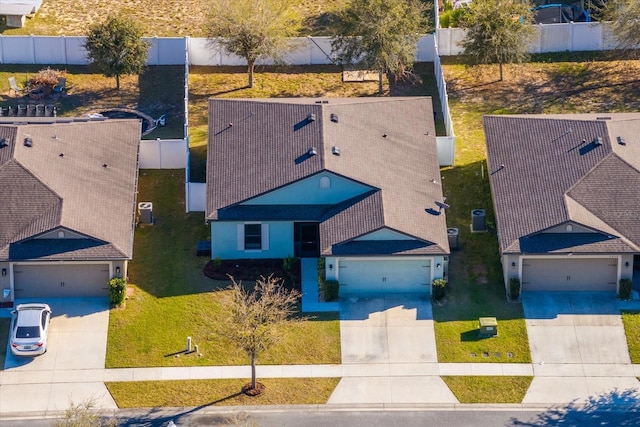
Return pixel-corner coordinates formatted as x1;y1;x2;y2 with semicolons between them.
139;139;188;169
437;22;615;56
0;24;616;66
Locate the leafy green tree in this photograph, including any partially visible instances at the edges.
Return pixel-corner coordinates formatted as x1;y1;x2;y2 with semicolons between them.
331;0;431;94
83;15;149;90
219;275;302;394
204;0;302;88
606;0;640;57
460;0;535;81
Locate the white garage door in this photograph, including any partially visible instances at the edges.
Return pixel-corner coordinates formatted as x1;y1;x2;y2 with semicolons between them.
13;264;110;298
338;259;431;295
522;258;618;292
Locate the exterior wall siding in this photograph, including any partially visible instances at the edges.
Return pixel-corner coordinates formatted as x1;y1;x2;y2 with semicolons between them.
211;221;294;259
354;228;414;241
242;172;371;206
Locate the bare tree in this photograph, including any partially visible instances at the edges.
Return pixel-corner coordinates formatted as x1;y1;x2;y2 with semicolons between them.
54;399;117;427
204;0;302;88
460;0;535;81
331;0;431;94
219;275;301;394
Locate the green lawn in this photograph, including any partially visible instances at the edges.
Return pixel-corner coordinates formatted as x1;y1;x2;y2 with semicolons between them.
106;170;341;368
442;376;533;403
106;378;340;407
622;311;640;364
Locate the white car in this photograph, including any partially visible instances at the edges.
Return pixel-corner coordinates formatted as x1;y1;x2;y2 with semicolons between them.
10;303;52;357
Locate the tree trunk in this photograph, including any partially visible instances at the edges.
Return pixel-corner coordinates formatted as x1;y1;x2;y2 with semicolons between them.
248;61;255;89
116;74;121;90
378;71;383;94
250;353;257;390
499;63;503;82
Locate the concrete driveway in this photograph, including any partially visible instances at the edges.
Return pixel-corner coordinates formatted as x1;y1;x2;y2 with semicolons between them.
0;298;116;414
522;292;631;365
521;292;640;405
328;294;458;405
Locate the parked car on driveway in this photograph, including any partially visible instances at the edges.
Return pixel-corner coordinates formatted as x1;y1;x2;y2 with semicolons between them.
10;303;52;357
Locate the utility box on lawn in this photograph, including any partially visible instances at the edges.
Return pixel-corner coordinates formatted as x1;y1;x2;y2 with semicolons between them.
478;317;498;337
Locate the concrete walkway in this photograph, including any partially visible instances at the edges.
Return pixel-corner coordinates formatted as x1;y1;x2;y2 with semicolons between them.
3;293;640;415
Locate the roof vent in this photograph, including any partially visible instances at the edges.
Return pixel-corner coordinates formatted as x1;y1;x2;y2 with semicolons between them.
382;133;388;138
308;147;317;156
322;100;328;104
596;116;611;120
332;146;340;156
593;137;603;147
24;136;32;147
59;153;64;157
0;137;7;148
617;136;626;146
330;113;338;123
103;163;108;168
308;113;316;122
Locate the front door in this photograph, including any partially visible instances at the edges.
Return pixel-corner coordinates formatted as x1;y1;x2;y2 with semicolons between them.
294;222;320;258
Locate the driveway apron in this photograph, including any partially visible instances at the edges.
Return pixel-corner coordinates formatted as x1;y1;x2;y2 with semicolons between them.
328;294;458;404
1;298;116;413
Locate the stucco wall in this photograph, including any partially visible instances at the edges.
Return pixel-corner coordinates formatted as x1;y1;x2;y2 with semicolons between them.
211;221;294;259
242;172;371;206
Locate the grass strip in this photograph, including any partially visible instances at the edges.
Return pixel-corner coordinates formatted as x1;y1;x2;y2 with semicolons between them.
106;378;340;407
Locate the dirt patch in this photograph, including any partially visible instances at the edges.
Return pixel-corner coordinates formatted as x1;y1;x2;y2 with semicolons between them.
203;258;301;290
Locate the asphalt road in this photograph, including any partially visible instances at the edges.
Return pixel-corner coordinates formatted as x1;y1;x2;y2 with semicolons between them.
3;407;640;427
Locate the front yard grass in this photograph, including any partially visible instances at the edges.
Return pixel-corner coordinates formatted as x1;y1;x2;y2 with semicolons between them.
106;378;340;408
622;311;640;364
106;170;341;368
442;376;533;403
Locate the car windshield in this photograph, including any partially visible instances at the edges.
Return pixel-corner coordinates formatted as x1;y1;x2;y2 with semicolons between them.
16;326;40;339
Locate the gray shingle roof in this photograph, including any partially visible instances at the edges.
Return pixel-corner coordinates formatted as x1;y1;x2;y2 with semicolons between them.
207;98;449;255
0;120;140;261
484;114;640;255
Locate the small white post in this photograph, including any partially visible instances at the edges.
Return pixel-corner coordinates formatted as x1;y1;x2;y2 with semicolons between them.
186;336;192;352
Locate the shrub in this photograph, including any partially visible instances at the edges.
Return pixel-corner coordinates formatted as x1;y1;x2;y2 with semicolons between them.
317;257;326;286
213;256;222;268
619;278;633;300
509;277;521;301
283;255;297;272
322;279;339;302
108;277;127;307
432;278;447;301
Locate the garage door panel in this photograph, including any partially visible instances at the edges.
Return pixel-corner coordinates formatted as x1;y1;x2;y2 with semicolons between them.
522;258;617;292
14;264;110;298
338;259;431;295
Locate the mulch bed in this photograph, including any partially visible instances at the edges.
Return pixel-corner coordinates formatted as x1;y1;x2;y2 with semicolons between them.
203;258;301;290
242;382;266;396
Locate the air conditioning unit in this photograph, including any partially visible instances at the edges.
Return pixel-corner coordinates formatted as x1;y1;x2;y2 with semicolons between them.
447;228;459;249
138;202;153;225
471;209;486;232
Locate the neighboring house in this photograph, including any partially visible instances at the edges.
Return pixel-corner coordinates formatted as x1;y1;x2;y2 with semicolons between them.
206;98;450;295
484;113;640;293
0;117;141;304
